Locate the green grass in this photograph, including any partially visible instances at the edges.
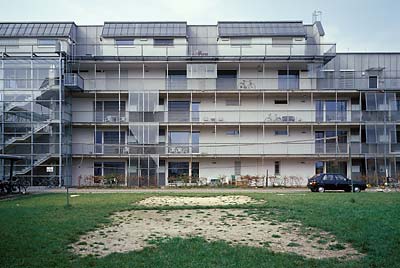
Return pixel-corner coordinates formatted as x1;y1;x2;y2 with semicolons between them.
0;192;400;267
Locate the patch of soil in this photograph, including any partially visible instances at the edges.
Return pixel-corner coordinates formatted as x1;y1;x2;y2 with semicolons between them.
136;195;264;207
71;209;363;260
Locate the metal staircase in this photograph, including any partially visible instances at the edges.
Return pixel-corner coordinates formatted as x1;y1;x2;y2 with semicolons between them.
14;153;52;175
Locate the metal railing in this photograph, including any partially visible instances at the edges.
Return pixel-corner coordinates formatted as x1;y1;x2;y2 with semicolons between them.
73;77;400;92
70;109;400;124
70;142;400;156
73;43;336;58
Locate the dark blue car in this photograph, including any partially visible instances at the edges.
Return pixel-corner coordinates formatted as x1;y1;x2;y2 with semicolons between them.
307;173;367;193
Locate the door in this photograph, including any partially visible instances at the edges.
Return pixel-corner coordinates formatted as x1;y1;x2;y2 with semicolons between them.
335;174;350;191
322;174;336;190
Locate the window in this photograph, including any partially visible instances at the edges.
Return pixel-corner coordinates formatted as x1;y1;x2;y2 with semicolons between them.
225;98;240;106
168;131;190;145
168;101;190;122
339;71;355;89
234;160;241;176
217;70;237;90
230;38;252;47
37;39;57;46
278;70;299;90
369;75;378;89
192;131;200;153
272;37;293;47
94;162;125;176
168;162;189;178
0;39;19;47
115;38;134;46
274;130;288;136
154;38;174;46
315;161;324;174
167;70;187;90
274;99;288;105
226;129;240;136
274;161;280;175
191;162;199;178
323;174;335;181
191;102;200;122
336;174;347;181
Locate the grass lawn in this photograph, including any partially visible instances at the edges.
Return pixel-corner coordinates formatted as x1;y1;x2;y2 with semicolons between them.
0;192;399;268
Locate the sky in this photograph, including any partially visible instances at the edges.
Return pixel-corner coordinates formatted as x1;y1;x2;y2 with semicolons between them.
1;0;399;52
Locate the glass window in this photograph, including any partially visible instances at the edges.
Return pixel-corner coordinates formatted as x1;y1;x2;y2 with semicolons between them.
336;174;347;181
226;129;240;136
274;130;288;136
115;38;134;46
154;38;174;46
369;76;378;89
103;131;125;144
278;70;299;90
37;39;57;46
191;162;199;178
103;162;125;175
168;131;189;144
191;102;200;122
94;162;102;176
168;101;190;122
192;131;200;153
274;161;280;175
168;162;189;178
272;37;293;47
274;99;288;105
315;161;324;174
230;38;252;47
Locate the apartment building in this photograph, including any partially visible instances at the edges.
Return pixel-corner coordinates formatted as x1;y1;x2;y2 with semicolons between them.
0;21;399;187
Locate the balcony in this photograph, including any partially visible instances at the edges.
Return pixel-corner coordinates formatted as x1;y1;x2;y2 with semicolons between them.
73;43;336;60
71;109;400;124
0;41;71;57
64;73;84;91
71;142;389;156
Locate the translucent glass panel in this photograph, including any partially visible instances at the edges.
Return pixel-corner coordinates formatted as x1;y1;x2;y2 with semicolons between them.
0;23;74;37
218;22;306;37
366;124;397;144
128;123;159;144
187;64;217;78
102;22;187;37
128;155;159;187
366;93;397;111
0;58;68;186
315;100;347;122
128;91;158;113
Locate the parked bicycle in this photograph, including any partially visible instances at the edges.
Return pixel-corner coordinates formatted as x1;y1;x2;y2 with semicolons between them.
239;79;256;89
0;177;30;195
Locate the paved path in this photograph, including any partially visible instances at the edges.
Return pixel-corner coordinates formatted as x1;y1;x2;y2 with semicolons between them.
29;187;310;194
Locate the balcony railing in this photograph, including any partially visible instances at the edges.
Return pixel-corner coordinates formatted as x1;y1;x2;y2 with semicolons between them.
71;142;400;156
76;77;400;92
71;109;400;124
64;73;84;91
73;43;336;58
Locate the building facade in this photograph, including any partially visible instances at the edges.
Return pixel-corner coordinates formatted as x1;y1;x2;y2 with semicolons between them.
0;21;399;187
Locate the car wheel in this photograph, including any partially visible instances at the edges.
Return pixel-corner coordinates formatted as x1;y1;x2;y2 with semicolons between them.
318;186;325;193
353;186;361;193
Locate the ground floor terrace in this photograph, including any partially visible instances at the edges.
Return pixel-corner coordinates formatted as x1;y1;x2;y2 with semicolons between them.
70;156;400;187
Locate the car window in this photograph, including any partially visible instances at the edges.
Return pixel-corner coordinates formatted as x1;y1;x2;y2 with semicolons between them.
323;175;332;181
335;175;347;181
323;174;335;181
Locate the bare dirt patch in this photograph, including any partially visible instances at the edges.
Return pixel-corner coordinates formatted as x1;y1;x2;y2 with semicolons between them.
136;195;264;207
72;209;363;260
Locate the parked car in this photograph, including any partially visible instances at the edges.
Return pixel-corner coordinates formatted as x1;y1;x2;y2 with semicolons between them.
307;173;367;193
